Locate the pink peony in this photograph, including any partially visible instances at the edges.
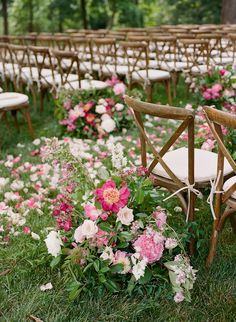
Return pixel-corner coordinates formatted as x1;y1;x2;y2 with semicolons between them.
153;210;167;230
202;89;212;100
113;82;126;96
134;231;164;264
95;180;130;213
84;203;101;221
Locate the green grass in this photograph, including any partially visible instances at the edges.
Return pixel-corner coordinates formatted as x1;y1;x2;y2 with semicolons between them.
0;79;236;322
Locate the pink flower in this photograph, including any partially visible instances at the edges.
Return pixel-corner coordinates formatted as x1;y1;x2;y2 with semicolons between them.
201;139;215;151
63;99;72;110
153;210;167;230
211;84;222;99
174;292;185;303
202;89;212;100
219;68;226;76
106;75;121;87
84;203;101;221
23;226;31;234
95;180;130;213
134;231;164;264
113;82;126;96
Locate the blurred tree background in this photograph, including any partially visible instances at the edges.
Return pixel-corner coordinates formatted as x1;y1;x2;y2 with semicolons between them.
0;0;234;34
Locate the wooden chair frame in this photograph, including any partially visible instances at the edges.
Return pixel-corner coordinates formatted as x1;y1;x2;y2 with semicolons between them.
203;106;236;266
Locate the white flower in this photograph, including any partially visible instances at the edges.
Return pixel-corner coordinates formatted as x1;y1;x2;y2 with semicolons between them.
165;238;178;250
74;225;85;243
40;282;53;291
32;138;41;146
45;231;62;257
10;180;24;191
117;206;134;226
0;177;9;190
101;113;111;121
101;118;116;133
132;259;147;280
100;246;114;263
81;220;98;238
115;103;124;111
114;256;131;274
174;292;185;303
31;232;40;240
95;104;107;114
107;142;127;170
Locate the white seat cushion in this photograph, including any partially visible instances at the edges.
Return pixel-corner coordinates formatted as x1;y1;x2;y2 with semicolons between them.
132;69;170;82
0;92;28;109
21;67;52;81
101;64;129;75
191;65;208;75
152;147;233;183
223;176;236;199
64;79;108;91
160;61;188;71
42;73;77;86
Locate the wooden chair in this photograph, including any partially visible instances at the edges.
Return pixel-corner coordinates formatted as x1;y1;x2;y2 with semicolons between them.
124;96;234;253
51;49;108;92
0;92;34;137
120;42;172;103
203;106;236;266
70;37;93;75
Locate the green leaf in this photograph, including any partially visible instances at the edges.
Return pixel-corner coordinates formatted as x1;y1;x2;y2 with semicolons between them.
119;231;133;241
98;273;106;283
110;263;124;273
138;268;152;285
135;188;144;204
117;241;129;248
50;256;61;268
99;222;112;232
104;280;120;292
100;266;110;273
83;262;93;273
93;259;100;272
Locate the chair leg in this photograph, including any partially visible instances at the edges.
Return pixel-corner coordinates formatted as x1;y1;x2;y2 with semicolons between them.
230;214;236;233
206;227;219;267
40;89;47;113
11;110;20;132
145;84;152;102
22;109;35;138
31;86;37;110
165;79;172;105
188;192;196;256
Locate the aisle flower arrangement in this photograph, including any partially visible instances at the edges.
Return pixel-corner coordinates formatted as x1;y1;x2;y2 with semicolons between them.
55;77;132;138
43;139;197;303
194;65;236;112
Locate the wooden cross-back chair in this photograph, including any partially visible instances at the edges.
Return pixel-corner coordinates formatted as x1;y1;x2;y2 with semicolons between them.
54;36;71;51
120;42;172;103
203;106;236;266
179;39;210;75
70;37;93;75
27;46;58;110
124;96;234;253
92;38;118;79
0;43;19;90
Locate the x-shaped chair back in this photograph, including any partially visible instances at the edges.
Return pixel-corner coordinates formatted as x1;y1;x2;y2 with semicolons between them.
124;95;195;191
203;106;236;202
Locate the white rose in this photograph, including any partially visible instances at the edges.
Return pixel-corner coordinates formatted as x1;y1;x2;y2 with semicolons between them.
115;103;124;111
44;231;62;257
101;113;110;121
10;180;24;191
81;220;98;239
0;177;9;190
95;104;107;114
74;225;85;243
101;118;116;133
117;206;134;226
32;138;41;146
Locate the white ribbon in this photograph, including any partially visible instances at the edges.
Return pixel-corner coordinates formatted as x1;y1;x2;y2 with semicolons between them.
207;170;224;220
163;179;203;222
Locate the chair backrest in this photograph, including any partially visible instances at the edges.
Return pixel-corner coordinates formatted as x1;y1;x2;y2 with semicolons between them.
119;41;148;83
92;38;117;76
179;39;209;70
203;106;236;199
124;95;195;188
151;36;176;69
8;44;29;87
54;36;71;51
51;49;81;89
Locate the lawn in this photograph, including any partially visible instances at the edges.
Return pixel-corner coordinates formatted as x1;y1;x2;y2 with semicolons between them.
0;79;236;322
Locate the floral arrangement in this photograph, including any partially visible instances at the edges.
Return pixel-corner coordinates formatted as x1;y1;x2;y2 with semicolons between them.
43;139;197;303
55;76;132;138
194;65;236;112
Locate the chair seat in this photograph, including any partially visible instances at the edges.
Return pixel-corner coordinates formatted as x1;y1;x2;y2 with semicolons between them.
132;69;170;82
211;57;233;65
160;61;188;72
101;64;129;75
64;79;108;91
0;92;28;109
42;73;77;86
21;67;52;81
151;147;233;183
191;65;208;75
223;176;236;199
